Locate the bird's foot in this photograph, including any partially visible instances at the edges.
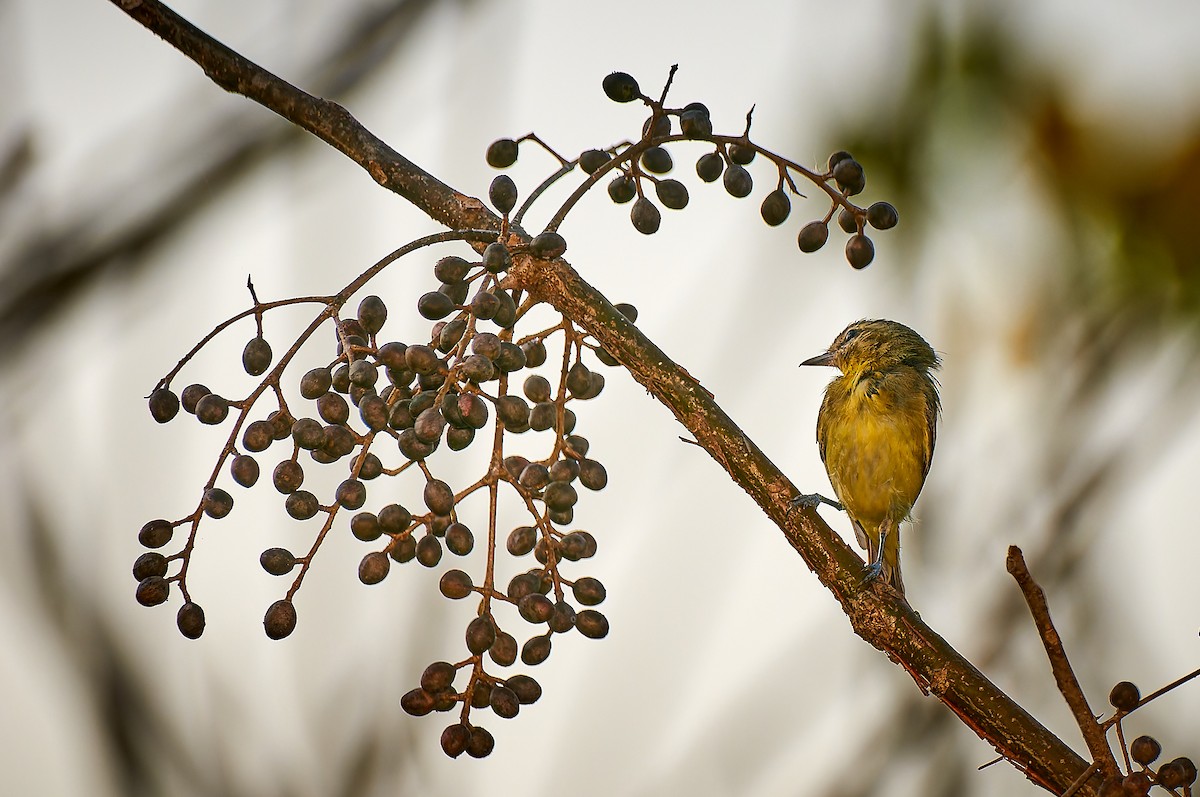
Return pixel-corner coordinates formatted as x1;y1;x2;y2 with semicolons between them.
788;493;844;515
861;560;884;587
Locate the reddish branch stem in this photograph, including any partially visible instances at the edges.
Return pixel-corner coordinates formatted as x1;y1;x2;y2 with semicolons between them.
1007;546;1118;782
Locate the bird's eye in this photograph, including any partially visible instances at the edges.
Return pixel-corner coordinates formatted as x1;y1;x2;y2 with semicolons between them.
842;328;862;343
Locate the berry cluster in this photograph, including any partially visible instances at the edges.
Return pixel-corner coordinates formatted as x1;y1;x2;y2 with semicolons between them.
1098;681;1196;796
135;65;901;759
485;67;899;269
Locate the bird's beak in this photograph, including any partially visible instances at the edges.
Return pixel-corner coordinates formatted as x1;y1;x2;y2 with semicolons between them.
799;351;835;367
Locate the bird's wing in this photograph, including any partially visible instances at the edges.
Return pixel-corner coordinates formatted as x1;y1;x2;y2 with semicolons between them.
922;375;940;480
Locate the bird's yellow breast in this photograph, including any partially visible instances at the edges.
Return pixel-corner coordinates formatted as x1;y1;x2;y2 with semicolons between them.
819;370;933;530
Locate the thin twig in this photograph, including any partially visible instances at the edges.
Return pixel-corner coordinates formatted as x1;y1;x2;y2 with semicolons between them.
1007;546;1118;781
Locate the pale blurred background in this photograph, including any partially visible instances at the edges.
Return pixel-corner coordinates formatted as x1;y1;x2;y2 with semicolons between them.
3;1;1200;795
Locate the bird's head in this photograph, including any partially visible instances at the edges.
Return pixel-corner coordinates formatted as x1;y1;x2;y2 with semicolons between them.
800;319;940;377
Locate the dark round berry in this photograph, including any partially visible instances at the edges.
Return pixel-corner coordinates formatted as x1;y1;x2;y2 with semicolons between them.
495;340;526;370
299;368;332;400
390;535;416;563
833;158;865;195
548;600;576;633
195;393;229;425
466;616;496;655
285;490;320;520
1159;763;1187;789
242;336;273;376
401;688;436;717
655;179;689;210
1130;735;1161;765
440;724;470;758
837;207;859;234
496;395;531;429
230;454;260;487
241;420;274;453
356;294;387;335
530;231;567;259
1122;772;1152;796
506;675;542;705
521;634;552;665
264;599;297;639
641;146;672;174
845;234;875;269
521;339;548;367
1164;758;1198;787
529;401;556;432
446;522;474;556
642;114;671;140
132;552;168;581
507;526;537;556
503;455;530;481
202;487;233;519
489;174;518;214
316;393;349;426
565;362;592;396
350;512;382;542
519;463;551;491
180;383;211;414
631;197;661;234
439;569;473;599
602;71;640;103
489;685;520;719
680;108;712;138
828;150;853;171
331;363;351;393
417;291;456;320
1108;681;1140;711
723;163;753;198
490;294;518;331
358;551;390;584
404;345;441;375
348;359;378;387
446;426;474;451
466;726;494;759
469;290;500;322
413;406;447;444
336;479;367;510
176;602;205;639
272;459;304;494
136;575;170;606
579;149;611;174
291;418;324;450
729;143;756;165
138;519;173;549
486;138;518;168
358;395;389;431
578;459;608;490
523;375;552;403
607;174;636;204
549;459;579;483
518;593;554;624
482;242;511;274
260;547;297;575
866;201;899;230
760;189;791;226
148;388;180;423
576;609;609;638
489;632;518;667
416;535;443;567
542;481;578;512
423;479;455;515
696;152;723;182
572;576;606;605
434;255;472;284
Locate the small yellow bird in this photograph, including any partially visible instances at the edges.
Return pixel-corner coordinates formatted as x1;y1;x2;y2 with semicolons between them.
796;319;941;596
